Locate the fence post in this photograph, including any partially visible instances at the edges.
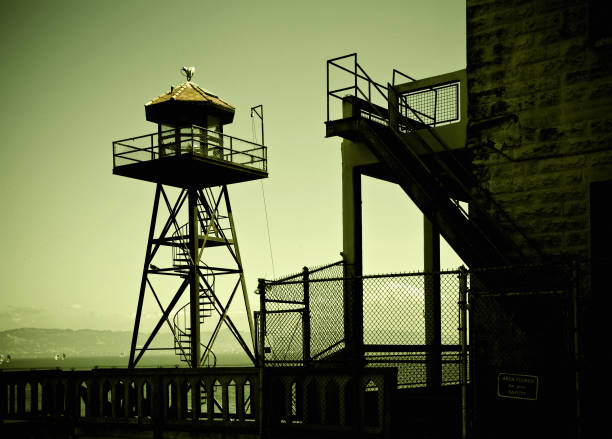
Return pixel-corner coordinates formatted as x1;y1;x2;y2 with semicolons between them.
458;266;468;439
257;278;266;439
302;266;311;366
424;218;441;388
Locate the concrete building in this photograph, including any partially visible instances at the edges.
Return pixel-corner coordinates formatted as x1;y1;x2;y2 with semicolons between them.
467;1;611;436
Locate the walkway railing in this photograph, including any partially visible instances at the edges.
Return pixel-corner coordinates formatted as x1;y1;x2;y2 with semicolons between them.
112;125;267;173
326;53;460;128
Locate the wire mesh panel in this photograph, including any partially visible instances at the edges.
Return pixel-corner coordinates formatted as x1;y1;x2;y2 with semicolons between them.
361;271;464;388
262;263;468;389
440;273;461;346
262;261;345;366
264;279;304;304
264;311;304;366
363;275;426;345
400;82;460;127
309;275;345;362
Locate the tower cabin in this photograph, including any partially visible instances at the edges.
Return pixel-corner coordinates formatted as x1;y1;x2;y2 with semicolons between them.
112;77;267;189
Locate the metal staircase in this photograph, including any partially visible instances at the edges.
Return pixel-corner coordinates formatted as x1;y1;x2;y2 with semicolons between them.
172;282;217;367
326;54;541;268
168;196;224;368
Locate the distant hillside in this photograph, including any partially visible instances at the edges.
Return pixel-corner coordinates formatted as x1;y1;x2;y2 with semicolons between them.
0;328;251;358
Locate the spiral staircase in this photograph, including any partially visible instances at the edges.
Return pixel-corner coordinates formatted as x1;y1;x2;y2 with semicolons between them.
168;196;229;368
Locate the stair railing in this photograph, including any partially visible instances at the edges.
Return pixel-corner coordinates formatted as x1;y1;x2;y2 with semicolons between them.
172;288;217;368
326;54;542;263
392;86;542;261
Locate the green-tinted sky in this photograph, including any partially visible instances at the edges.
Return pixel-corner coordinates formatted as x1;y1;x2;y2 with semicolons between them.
0;0;466;331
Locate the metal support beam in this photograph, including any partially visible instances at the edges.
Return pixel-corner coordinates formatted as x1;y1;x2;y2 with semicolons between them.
128;183;258;368
129;184;161;368
302;266;311;365
133;278;189;366
223;186;257;352
342;163;364;366
424;216;441;387
188;188;201;367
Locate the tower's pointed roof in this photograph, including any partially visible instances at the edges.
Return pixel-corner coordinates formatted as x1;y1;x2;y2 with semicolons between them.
145;80;235;126
146;81;235;112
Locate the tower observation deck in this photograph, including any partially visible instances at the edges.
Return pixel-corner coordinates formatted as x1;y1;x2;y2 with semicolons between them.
113;80;267;188
112;68;267;369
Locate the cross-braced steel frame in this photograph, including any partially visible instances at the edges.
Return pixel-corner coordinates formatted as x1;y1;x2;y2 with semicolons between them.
128;183;256;368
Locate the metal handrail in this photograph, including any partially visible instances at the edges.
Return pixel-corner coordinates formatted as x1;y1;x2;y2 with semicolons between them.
326;54;541;263
112;125;267;172
392;68;416;85
172;291;217;368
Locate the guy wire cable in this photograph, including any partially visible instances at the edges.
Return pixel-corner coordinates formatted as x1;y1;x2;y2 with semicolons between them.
252;112;276;278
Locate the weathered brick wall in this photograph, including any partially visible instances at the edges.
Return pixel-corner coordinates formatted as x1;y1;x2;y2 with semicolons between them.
467;0;612;261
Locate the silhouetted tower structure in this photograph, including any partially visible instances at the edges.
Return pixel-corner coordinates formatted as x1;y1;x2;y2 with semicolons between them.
112;67;267;368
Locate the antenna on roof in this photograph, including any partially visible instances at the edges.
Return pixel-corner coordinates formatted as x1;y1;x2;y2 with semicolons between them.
180;66;196;82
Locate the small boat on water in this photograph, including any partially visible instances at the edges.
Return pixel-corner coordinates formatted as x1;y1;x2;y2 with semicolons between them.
54;353;66;361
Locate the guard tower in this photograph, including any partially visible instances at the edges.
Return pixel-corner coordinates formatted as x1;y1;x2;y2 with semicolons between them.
112;67;267;368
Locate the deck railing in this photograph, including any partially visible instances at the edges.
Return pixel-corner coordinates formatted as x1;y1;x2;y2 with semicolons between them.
264;367;396;437
112;126;267;173
1;366;395;437
1;368;258;430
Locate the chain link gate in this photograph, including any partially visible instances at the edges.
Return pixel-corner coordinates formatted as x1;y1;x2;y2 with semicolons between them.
467;263;579;439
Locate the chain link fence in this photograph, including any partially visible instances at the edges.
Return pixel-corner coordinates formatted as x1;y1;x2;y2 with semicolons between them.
259;262;469;389
259;261;345;366
361;271;466;387
258;260;580;437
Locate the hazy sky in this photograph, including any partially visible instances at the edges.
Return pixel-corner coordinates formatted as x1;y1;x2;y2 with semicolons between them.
0;0;466;332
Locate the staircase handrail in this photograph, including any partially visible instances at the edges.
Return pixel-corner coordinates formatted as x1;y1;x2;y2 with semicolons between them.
326;54;542;263
392;90;542;260
172;298;217;367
